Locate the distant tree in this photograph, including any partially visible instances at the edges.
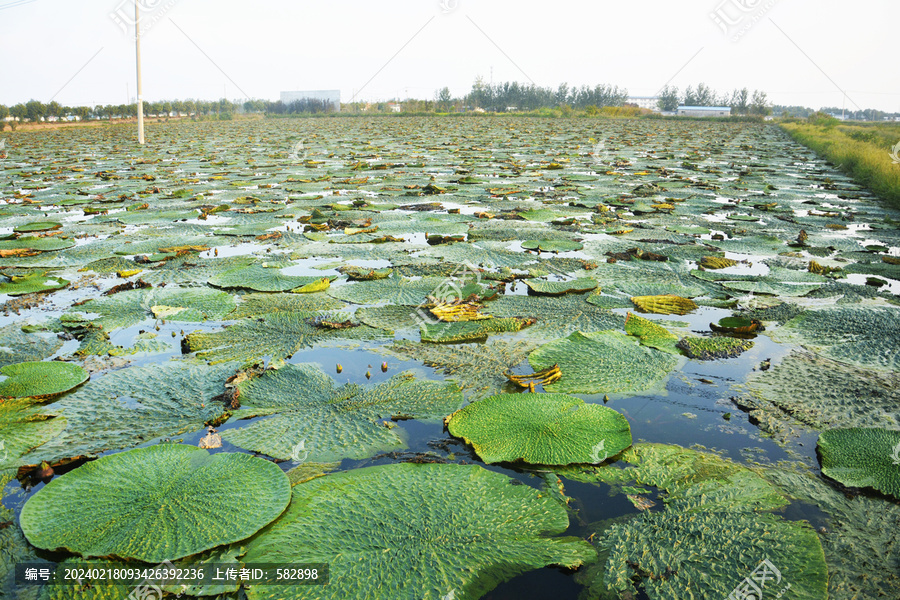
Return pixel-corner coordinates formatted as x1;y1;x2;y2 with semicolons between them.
694;83;715;106
437;87;452;112
555;83;570;107
10;104;27;121
25;100;46;122
74;106;90;120
0;105;8;121
46;101;62;117
749;90;770;115
657;85;679;111
681;85;697;106
730;87;749;114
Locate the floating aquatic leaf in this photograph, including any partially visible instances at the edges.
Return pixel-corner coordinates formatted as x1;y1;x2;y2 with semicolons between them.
242;463;595;600
775;306;900;371
0;323;63;368
447;393;632;465
420;317;534;343
209;264;331;292
230;292;345;318
0;273;68;296
524;277;598;296
20;444;291;563
817;427;900;500
382;339;538;399
623;312;679;354
221;363;463;461
0;361;87;398
521;240;584;252
630;294;698;315
484;294;625;338
26;361;236;463
565;445;826;600
529;331;680;395
185;312;386;365
0;397;66;471
676;336;753;360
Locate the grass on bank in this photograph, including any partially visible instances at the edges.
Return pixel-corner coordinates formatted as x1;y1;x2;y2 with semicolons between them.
780;115;900;208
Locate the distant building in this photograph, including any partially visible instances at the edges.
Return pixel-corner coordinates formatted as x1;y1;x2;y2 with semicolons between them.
279;90;341;112
626;96;659;111
387;103;401;113
677;105;732;117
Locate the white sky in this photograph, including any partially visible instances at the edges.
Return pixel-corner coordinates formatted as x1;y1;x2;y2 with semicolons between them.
1;0;897;112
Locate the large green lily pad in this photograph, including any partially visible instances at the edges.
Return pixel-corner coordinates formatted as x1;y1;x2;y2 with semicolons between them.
242;463;596;600
27;361;236;462
222;363;464;461
0;323;63;368
185;311;386;365
382;339;537;399
529;331;680;395
0;274;69;296
564;444;827;600
524;277;598;296
0;397;66;471
818;427;900;500
20;444;291;563
0;361;87;398
447;393;631;465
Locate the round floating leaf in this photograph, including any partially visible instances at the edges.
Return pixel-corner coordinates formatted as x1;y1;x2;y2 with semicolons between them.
521;240;584;252
20;444;291;563
209;265;326;292
0;397;66;471
13;222;62;233
676;336;754;360
242;463;595;600
0;274;68;296
222;363;464;461
818;427;900;500
420;317;534;343
524;277;598;296
529;331;679;395
564;445;827;600
0;362;87;398
0;323;63;368
27;361;236;463
447;393;631;465
630;294;698;315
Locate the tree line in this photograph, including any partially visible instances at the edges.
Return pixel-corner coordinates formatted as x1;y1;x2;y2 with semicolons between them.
655;83;771;114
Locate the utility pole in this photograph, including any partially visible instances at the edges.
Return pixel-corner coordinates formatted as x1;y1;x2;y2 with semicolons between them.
135;0;144;144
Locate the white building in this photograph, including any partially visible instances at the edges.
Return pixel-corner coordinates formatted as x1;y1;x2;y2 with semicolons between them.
677;105;732;117
626;96;659;111
279;90;341;112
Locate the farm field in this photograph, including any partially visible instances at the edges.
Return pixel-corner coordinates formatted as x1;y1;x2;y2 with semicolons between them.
1;116;899;600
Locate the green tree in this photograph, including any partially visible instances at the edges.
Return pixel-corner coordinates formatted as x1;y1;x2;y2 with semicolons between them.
657;85;679;111
749;90;770;116
437;87;452;112
0;105;8;121
10;104;27;121
25;100;46;122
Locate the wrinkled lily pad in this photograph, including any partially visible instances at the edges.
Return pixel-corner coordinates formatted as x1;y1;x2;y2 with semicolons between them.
0;274;68;296
242;463;595;600
524;277;598;296
185;312;386;365
677;336;754;360
20;444;291;562
564;445;827;600
0;361;87;398
529;331;679;395
222;363;463;461
383;339;538;399
420;317;534;342
27;362;236;462
448;393;631;465
818;427;900;500
0;397;66;470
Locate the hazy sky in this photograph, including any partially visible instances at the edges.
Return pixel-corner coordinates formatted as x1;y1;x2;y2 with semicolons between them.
2;0;897;112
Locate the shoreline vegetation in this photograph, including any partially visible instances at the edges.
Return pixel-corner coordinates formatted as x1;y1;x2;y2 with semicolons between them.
779;114;900;208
